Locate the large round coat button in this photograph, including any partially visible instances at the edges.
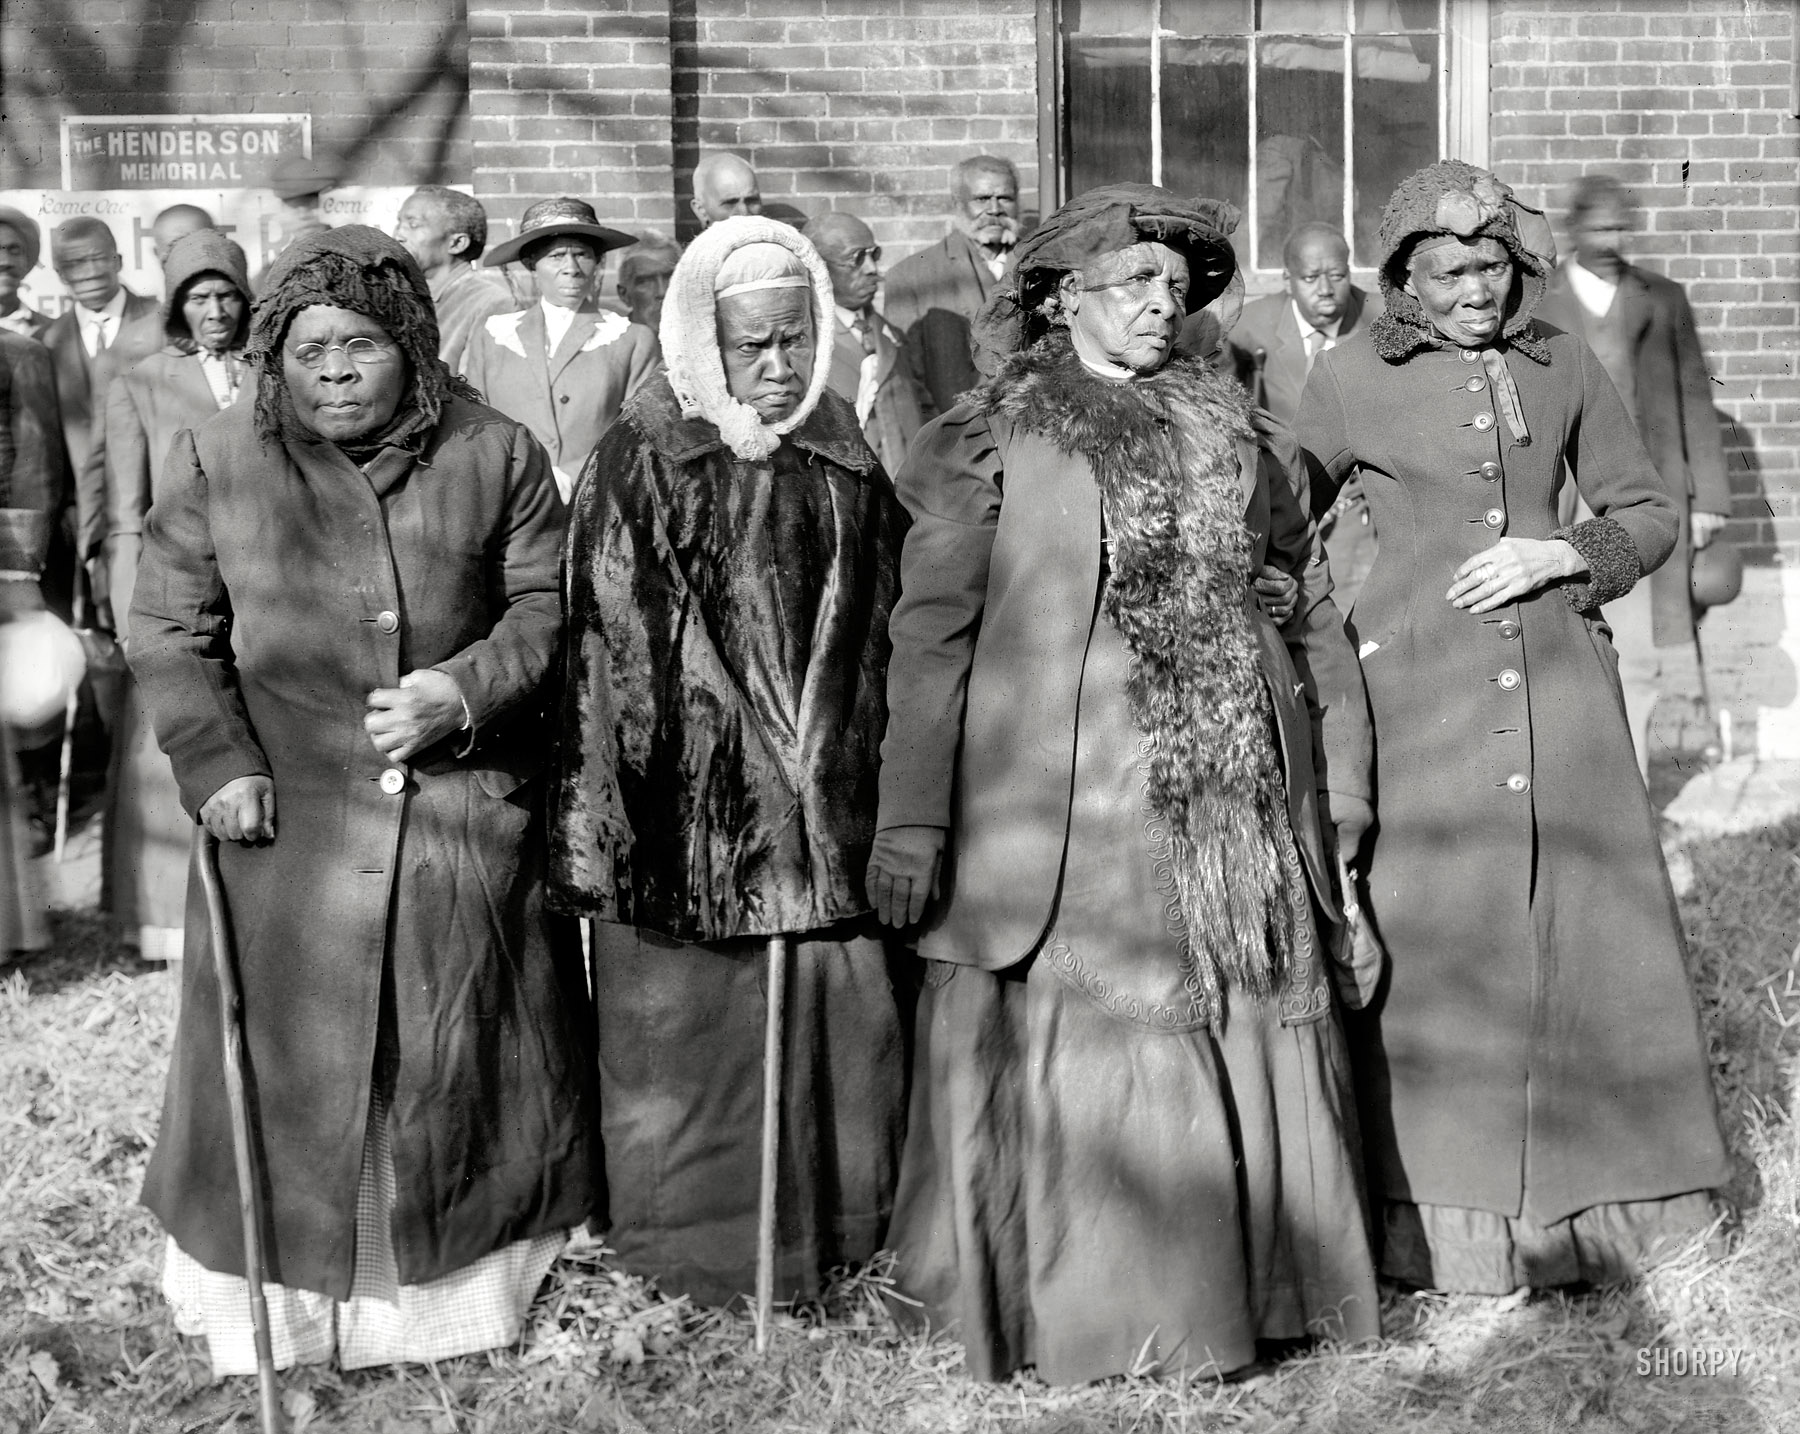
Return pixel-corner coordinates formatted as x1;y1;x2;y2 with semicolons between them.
1483;508;1505;529
1465;375;1486;392
1473;413;1494;431
1498;668;1521;691
376;610;399;634
1506;773;1531;794
1460;347;1480;362
1480;461;1502;481
1499;619;1521;640
379;767;406;795
559;393;571;405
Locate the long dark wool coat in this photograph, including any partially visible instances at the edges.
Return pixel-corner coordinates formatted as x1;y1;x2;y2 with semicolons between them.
1299;327;1729;1225
548;377;906;940
131;397;596;1299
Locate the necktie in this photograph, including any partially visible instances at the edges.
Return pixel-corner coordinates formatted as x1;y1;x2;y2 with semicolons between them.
1304;328;1332;372
86;313;111;358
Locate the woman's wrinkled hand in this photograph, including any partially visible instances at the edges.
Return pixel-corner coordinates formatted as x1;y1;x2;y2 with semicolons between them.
200;774;276;844
365;669;467;763
1254;564;1299;626
865;825;947;928
1448;538;1583;614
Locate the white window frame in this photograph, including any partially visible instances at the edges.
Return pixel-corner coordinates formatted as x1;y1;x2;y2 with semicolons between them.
1040;0;1490;277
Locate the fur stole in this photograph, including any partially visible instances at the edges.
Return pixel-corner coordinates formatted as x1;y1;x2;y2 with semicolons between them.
970;332;1292;1026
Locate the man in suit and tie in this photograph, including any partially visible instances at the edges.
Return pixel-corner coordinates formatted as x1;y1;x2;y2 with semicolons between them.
1214;222;1382;608
882;155;1022;413
0;207;52;343
1537;173;1732;778
43;217;161;623
805;212;934;476
462;197;660;501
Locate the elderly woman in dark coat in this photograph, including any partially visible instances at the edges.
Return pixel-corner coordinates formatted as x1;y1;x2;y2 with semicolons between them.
866;184;1378;1386
550;216;908;1307
130;226;595;1371
1297;161;1729;1293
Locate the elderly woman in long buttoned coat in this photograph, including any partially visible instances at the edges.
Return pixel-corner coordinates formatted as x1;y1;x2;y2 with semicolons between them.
130;226;595;1372
1297;161;1728;1293
866;184;1378;1386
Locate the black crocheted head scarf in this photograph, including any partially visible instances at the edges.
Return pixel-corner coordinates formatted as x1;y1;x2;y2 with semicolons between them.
244;224;479;449
1369;160;1552;364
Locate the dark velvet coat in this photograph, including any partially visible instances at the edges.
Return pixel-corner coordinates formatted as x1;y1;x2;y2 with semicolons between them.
549;377;906;941
1299;328;1729;1225
131;397;596;1300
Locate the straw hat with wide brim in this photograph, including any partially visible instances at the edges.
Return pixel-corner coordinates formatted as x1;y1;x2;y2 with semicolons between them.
484;197;637;269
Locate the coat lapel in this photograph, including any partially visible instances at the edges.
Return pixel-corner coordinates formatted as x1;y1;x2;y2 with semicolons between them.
547;308;598;378
1612;267;1655;346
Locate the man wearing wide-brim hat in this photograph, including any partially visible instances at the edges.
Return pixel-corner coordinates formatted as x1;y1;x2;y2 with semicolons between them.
461;197;659;500
0;205;51;342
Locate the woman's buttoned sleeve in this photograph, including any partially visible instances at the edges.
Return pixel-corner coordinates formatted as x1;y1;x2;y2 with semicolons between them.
876;405;1004;831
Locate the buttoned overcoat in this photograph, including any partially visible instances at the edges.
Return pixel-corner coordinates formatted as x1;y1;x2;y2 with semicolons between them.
130;396;596;1300
1299;329;1729;1225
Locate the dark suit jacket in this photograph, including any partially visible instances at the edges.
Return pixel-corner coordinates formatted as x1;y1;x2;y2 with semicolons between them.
45;289;163;560
1538;263;1731;646
1;309;53;343
1214;286;1379;432
882;230;1005;413
0;329;67;529
823;309;935;477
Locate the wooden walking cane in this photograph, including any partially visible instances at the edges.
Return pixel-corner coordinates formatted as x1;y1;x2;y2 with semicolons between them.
51;582;89;862
197;829;287;1434
753;934;790;1353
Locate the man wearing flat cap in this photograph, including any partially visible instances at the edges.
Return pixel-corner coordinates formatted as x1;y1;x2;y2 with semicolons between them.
460;197;659;501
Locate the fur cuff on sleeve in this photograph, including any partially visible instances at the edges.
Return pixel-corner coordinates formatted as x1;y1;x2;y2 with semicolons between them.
1552;515;1642;613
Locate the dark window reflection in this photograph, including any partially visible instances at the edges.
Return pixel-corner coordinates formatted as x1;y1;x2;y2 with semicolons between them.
1255;37;1344;269
1061;0;1443;269
1161;37;1250;267
1069;36;1155;193
1352;33;1438;259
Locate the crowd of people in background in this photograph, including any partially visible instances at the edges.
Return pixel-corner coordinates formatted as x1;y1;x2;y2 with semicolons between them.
0;147;1738;1388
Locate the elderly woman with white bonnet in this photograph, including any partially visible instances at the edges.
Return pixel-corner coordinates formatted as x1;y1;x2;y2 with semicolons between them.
549;216;910;1306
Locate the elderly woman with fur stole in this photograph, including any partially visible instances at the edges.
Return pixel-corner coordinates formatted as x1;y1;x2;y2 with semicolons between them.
549;217;909;1307
1297;161;1728;1295
864;184;1379;1385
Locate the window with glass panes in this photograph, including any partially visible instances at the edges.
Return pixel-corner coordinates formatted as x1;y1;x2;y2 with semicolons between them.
1054;0;1450;272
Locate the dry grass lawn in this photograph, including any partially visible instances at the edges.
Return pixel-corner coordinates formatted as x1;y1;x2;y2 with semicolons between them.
3;817;1798;1434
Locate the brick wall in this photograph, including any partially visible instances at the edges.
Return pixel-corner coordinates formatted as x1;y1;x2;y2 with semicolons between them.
1489;0;1800;562
468;0;677;238
0;0;470;189
667;0;1039;253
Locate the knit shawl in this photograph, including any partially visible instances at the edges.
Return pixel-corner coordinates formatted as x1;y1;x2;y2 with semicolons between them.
971;333;1292;1023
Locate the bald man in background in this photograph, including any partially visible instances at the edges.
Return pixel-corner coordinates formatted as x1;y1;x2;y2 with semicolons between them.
806;211;933;475
151;205;215;268
690;154;763;228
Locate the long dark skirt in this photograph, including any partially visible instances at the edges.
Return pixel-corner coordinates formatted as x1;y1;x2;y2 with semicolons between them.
591;920;908;1307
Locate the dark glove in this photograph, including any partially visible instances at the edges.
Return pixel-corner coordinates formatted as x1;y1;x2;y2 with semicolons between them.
865;825;946;928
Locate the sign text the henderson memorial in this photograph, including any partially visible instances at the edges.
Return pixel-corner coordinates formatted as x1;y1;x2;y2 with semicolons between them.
60;114;311;190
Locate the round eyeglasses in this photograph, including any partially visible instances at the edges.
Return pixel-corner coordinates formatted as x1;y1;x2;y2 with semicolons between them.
287;336;396;368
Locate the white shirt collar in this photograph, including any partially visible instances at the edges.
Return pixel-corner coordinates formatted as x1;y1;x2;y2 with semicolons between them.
540;298;578;354
79;288;129;354
1564;259;1620;318
1292;299;1342;341
835;303;871;333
